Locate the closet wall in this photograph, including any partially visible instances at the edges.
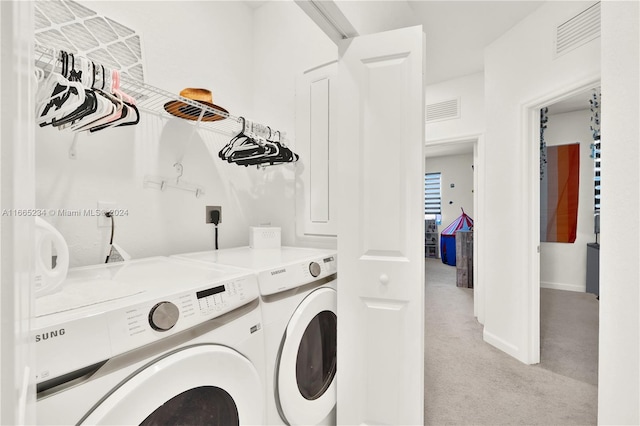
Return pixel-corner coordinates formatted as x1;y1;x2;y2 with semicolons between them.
251;1;337;248
35;1;335;267
540;108;594;292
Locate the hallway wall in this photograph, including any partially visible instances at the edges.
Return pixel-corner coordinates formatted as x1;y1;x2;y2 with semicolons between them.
482;1;600;363
598;2;640;423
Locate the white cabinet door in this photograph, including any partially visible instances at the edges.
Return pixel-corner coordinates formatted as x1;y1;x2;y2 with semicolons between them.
295;61;339;238
336;26;425;425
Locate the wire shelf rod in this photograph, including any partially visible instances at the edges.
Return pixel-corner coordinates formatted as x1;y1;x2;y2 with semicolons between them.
33;44;286;143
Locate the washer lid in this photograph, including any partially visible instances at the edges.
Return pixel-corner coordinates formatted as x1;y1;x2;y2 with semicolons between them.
277;287;337;425
80;345;264;425
173;246;338;295
35;256;256;319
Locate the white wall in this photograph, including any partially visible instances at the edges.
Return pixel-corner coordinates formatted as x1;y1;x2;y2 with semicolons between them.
36;1;259;267
425;71;484;142
482;1;600;363
425;153;474;238
35;1;336;267
540;108;595;292
598;2;640;424
252;1;337;248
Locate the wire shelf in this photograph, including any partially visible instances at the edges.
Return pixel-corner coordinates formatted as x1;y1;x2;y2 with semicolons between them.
34;44;283;141
118;75;241;137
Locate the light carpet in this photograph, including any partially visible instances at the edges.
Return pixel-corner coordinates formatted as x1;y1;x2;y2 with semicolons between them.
424;258;598;425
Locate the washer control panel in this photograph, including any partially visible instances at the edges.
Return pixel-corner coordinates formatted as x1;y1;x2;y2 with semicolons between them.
258;253;337;296
32;274;259;386
107;274;258;359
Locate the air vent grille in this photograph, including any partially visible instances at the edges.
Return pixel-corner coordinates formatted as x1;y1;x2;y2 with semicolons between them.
426;98;460;123
555;2;601;58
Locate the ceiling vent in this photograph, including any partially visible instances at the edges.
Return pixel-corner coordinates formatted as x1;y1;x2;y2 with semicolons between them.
426;98;460;123
555;2;601;58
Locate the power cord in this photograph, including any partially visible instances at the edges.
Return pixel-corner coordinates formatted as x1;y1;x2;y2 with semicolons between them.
210;210;220;250
105;211;114;263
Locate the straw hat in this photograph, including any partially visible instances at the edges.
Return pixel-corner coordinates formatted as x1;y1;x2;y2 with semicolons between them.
164;88;228;122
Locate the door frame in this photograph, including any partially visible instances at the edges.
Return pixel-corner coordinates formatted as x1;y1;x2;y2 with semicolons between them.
425;134;483;322
522;75;601;364
0;1;36;424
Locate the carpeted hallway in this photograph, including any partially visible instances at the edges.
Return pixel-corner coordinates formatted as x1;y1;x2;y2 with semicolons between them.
424;258;599;425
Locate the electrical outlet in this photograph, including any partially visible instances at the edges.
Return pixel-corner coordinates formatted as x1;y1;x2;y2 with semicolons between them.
98;201;117;227
205;206;222;224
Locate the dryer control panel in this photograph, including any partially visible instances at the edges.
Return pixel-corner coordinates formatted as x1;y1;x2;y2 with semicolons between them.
258;254;337;296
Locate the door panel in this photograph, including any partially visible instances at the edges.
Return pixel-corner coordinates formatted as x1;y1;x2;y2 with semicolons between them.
337;26;425;425
295;61;339;238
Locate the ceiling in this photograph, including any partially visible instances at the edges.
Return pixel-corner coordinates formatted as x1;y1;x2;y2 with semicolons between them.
246;1;545;84
409;1;546;84
300;0;546;85
546;90;596;115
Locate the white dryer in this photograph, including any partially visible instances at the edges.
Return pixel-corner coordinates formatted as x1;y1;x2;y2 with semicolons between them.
173;246;338;426
34;256;266;425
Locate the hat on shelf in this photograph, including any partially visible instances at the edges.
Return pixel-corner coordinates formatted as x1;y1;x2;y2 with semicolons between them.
164;88;228;122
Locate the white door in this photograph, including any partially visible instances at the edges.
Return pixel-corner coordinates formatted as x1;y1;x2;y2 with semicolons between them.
336;26;425;425
80;345;264;425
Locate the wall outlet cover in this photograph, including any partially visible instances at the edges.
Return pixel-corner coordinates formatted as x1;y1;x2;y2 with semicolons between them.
97;201;117;227
205;206;222;224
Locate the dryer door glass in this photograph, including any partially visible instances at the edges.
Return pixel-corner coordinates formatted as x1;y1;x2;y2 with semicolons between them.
140;386;239;426
296;310;337;400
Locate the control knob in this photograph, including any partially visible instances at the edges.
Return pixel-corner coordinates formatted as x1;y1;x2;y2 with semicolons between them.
149;301;179;332
309;261;322;278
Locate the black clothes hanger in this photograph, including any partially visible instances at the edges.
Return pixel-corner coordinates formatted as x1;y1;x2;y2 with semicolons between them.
220;122;300;168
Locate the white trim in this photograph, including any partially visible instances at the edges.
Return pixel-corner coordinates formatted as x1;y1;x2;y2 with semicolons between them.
540;281;586;293
483;329;520;359
425;133;483;147
294;0;358;44
473;136;482;323
521;74;601;365
0;2;36;424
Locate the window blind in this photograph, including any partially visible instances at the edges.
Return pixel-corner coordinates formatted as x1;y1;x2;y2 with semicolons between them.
424;173;442;215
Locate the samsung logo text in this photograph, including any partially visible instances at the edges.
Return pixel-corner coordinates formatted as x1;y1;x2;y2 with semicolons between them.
35;328;65;342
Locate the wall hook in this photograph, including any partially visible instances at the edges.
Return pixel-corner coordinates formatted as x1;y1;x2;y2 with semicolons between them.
173;162;184;182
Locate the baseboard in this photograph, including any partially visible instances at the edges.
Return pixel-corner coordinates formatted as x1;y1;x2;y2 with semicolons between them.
540;281;585;293
483;329;521;361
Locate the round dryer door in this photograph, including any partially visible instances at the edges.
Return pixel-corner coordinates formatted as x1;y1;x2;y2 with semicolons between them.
277;287;337;425
79;345;264;425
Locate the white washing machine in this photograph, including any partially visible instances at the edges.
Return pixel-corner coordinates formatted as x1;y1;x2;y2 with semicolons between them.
173;246;338;426
34;256;266;425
